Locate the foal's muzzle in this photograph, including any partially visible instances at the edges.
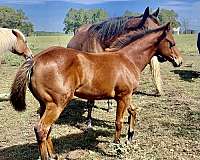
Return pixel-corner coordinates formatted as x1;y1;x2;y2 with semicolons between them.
172;57;183;67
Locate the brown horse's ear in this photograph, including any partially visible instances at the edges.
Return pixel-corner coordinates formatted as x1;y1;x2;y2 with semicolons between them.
152;8;159;17
143;7;150;18
139;7;150;26
12;29;19;38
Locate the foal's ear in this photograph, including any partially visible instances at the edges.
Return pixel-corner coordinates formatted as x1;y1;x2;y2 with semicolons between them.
152;8;159;17
12;29;19;38
164;22;171;33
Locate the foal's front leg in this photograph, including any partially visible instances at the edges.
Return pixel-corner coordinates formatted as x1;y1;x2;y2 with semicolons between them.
87;100;94;128
114;95;131;143
127;101;137;143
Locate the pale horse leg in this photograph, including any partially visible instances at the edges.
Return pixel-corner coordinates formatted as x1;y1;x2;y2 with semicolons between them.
149;56;163;96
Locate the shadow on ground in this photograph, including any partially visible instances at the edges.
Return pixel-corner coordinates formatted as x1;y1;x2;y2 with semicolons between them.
0;128;115;160
172;69;200;82
56;99;115;129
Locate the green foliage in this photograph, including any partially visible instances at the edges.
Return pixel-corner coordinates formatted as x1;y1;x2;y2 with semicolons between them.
0;6;34;36
158;9;181;28
123;10;140;17
63;8;108;34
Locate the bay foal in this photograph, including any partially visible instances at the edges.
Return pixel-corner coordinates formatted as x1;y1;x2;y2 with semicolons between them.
10;23;182;159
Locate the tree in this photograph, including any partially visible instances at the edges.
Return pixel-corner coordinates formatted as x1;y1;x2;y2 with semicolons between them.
0;6;34;36
181;17;190;34
123;10;140;17
63;8;108;34
158;9;181;28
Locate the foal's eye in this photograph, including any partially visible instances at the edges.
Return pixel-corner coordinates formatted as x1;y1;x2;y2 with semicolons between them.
169;41;175;48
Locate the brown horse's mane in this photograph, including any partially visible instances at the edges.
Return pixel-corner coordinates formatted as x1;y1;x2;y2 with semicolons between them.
88;14;160;43
88;16;139;42
110;24;166;50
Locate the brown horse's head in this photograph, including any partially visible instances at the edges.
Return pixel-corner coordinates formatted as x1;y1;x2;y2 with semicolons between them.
11;29;33;60
157;23;182;67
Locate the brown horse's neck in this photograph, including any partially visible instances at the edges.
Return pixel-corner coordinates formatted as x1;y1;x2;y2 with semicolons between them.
118;32;162;72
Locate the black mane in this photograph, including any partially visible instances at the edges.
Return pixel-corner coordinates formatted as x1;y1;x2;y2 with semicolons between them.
88;14;160;43
88;16;138;42
110;24;166;49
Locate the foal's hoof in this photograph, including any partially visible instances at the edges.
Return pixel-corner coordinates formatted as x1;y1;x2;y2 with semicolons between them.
113;139;120;144
155;90;164;97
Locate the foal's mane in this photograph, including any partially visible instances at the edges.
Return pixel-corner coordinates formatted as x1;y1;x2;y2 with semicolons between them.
110;24;167;49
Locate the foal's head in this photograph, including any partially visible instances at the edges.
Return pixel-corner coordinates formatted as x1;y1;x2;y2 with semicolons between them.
11;29;32;60
157;23;182;67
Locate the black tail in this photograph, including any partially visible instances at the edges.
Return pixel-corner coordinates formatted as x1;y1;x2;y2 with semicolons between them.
10;59;34;111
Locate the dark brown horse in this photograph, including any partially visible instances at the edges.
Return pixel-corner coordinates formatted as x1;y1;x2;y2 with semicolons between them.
10;23;182;159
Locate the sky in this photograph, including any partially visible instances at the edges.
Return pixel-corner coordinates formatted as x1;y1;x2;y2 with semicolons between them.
0;0;200;32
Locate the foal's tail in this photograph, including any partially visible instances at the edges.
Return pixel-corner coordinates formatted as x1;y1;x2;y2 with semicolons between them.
10;59;34;111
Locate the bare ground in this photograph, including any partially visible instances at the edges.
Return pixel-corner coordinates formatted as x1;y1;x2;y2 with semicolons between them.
0;54;200;160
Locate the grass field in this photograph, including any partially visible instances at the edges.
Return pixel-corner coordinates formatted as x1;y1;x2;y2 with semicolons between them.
0;34;200;160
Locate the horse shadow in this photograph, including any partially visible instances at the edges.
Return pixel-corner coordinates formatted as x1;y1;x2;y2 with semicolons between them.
171;69;200;82
56;98;115;130
0;128;115;160
135;91;160;97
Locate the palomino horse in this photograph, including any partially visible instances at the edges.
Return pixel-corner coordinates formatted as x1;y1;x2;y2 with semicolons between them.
0;28;32;101
68;7;163;128
0;28;32;60
10;23;182;159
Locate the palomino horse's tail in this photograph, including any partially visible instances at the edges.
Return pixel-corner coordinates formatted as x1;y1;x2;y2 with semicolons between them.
10;59;34;111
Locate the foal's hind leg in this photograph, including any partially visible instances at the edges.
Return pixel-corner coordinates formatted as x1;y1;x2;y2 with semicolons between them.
38;102;56;158
150;56;163;96
35;94;72;160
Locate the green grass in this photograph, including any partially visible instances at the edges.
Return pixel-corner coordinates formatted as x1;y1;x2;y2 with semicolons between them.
1;34;198;66
174;34;198;55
